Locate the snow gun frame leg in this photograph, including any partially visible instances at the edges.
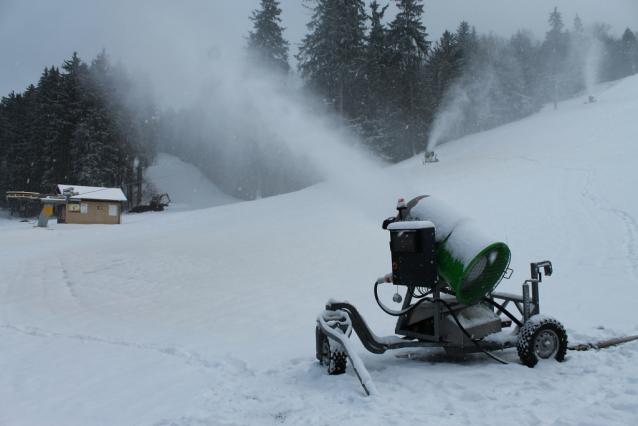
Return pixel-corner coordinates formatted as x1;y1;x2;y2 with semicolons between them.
316;301;452;396
316;307;378;396
490;261;569;367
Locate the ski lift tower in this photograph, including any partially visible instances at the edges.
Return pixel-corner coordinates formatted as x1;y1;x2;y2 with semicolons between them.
36;187;79;227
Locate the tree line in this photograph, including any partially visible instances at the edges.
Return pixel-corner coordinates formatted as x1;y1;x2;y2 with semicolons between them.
0;50;158;201
2;1;637;203
161;0;638;201
293;1;638;159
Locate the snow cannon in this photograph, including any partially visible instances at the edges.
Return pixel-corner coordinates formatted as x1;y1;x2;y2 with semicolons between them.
317;196;567;396
391;196;510;304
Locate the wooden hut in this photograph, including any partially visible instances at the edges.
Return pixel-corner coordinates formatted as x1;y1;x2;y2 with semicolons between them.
56;185;127;225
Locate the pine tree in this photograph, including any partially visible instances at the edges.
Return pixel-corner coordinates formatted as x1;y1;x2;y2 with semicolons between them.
386;0;430;157
475;34;532;129
565;14;590;97
358;1;394;159
620;28;638;76
32;66;65;190
247;0;290;74
573;14;584;35
425;21;479;111
0;91;33;191
365;0;390;99
542;7;570;108
453;21;479;72
109;58;159;194
40;52;88;186
509;29;542;108
70;49;121;187
425;30;456;110
297;0;368;119
591;23;624;83
0;50;159;198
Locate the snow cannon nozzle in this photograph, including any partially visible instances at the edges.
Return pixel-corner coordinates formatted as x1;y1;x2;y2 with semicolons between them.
396;198;407;221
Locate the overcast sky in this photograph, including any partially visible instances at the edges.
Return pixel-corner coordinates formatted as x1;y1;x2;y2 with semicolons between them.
1;0;636;108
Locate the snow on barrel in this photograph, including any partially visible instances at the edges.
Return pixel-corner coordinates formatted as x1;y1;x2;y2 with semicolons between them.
406;196;511;304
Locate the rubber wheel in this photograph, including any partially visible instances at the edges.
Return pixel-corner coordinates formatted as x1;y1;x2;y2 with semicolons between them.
316;327;347;375
517;316;568;368
315;325;325;362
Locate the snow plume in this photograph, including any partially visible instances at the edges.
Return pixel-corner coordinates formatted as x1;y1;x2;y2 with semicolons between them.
426;64;498;151
185;58;413;215
427;35;544;152
567;28;605;100
426;84;470;151
584;37;603;96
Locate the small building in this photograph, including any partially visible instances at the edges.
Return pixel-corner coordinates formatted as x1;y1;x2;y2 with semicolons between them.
56;185;127;225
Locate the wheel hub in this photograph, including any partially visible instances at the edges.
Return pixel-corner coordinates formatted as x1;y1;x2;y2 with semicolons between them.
535;330;559;359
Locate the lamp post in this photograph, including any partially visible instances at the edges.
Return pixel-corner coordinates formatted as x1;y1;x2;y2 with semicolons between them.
127;154;147;208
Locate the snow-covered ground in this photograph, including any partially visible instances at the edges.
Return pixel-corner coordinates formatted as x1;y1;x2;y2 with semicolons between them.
144;153;240;211
1;76;637;425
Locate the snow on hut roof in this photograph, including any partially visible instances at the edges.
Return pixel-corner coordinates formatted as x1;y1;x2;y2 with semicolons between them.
56;185;127;202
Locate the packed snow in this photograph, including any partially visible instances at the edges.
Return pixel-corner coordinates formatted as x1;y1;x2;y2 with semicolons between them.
1;75;638;425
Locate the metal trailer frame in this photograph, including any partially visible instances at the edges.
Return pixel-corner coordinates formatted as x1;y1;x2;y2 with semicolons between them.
316;261;557;395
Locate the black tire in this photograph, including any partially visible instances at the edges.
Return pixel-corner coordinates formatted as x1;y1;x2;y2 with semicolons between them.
316;326;347;375
316;325;324;362
517;316;568;368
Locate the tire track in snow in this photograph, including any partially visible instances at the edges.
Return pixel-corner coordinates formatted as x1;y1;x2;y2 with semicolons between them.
580;171;638;278
0;323;251;375
55;257;82;304
522;157;638;279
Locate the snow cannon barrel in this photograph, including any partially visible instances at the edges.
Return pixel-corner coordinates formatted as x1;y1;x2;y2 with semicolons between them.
403;196;511;304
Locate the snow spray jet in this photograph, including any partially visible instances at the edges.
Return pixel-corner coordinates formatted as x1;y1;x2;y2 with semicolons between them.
426;84;470;152
584;37;603;99
426;65;496;152
197;58;417;220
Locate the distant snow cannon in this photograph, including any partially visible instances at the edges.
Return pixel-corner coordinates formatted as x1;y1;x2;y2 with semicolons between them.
404;196;511;303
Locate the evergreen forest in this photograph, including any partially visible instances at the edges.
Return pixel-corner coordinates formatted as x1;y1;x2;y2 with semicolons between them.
2;0;637;203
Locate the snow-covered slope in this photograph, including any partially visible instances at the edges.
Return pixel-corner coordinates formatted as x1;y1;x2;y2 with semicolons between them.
145;153;240;210
1;76;637;425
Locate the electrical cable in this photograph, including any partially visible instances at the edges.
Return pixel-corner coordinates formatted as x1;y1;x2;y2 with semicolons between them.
374;281;508;364
410;287;432;298
59;171;187;198
435;297;508;365
374;281;431;317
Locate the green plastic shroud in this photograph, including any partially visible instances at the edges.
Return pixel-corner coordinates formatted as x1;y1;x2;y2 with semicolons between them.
436;238;511;304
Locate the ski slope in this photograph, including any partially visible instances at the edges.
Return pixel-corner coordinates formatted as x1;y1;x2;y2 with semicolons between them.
1;76;637;425
145;153;240;211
